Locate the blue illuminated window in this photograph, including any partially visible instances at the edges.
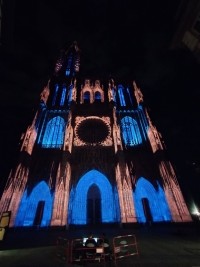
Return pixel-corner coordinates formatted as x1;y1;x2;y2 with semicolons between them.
126;87;133;106
133;177;171;223
41;116;66;148
66;69;70;76
68;170;118;224
65;53;73;76
52;84;59;106
118;85;126;106
68;84;73;103
83;91;90;103
121;116;142;146
60;87;66;106
94;91;101;102
112;88;116;102
14;181;53;227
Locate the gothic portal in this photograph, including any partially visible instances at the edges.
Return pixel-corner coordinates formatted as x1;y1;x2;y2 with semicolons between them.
0;42;192;227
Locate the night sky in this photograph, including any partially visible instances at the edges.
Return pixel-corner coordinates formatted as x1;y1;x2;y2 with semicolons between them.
0;0;200;207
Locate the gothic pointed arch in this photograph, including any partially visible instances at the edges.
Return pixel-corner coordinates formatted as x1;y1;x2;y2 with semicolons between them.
68;169;118;224
120;116;142;146
41;116;66;148
133;177;171;223
15;181;53;227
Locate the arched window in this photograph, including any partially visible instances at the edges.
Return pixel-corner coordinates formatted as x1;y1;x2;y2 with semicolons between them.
52;84;59;106
94;91;101;102
83;91;90;103
41;116;65;148
60;87;66;106
121;116;142;146
118;85;126;106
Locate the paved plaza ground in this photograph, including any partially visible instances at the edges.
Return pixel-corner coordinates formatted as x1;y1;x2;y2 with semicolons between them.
0;222;200;267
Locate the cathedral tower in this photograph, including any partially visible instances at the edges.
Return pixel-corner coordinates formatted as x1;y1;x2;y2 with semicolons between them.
0;42;192;227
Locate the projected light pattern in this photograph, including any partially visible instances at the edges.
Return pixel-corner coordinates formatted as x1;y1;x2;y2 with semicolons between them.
95;91;101;101
121;116;142;146
41;116;66;148
65;52;73;76
126;87;133;106
60;86;66;106
113;186;121;222
83;91;90;102
137;105;149;140
134;177;171;223
68;84;73;103
69;170;116;224
118;85;126;106
52;84;59;106
15;181;53;227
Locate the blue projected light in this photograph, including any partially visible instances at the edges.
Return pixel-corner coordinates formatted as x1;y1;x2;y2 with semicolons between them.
69;170;118;224
15;181;53;227
118;85;126;106
83;91;90;102
52;85;59;106
41;116;66;148
68;84;73;103
60;87;66;106
133;177;171;223
121;116;142;146
126;87;133;106
95;91;101;101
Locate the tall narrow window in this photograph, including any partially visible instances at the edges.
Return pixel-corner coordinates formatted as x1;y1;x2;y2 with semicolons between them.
118;85;126;106
121;116;142;146
83;91;90;103
65;53;73;76
94;91;101;102
68;84;73;103
41;116;65;148
52;85;59;106
126;87;133;106
60;87;66;106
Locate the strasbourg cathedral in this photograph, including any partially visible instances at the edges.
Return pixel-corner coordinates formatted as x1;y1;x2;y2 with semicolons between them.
0;42;192;227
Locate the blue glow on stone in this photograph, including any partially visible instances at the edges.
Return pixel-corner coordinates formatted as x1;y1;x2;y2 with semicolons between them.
52;84;59;106
69;170;117;224
112;88;116;102
60;86;66;106
68;84;73;103
126;87;133;106
121;116;142;146
118;85;126;106
83;91;90;102
133;177;172;223
65;69;70;76
95;91;101;101
65;52;73;76
15;181;53;227
137;105;149;141
41;116;65;148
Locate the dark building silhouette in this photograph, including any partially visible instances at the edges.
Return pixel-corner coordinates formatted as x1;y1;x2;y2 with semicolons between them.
0;42;192;227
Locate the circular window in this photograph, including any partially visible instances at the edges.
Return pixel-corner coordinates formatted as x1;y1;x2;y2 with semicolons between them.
76;118;109;144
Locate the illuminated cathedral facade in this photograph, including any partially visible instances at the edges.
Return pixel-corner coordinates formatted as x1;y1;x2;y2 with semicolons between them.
0;42;192;227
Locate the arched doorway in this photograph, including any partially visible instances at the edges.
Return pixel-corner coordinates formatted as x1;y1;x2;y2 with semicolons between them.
33;201;45;226
69;169;117;225
87;185;101;224
142;198;152;223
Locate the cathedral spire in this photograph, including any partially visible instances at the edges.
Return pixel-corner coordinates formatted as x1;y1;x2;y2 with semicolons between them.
54;41;80;78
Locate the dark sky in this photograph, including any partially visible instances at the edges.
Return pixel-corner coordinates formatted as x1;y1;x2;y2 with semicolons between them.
0;0;200;206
